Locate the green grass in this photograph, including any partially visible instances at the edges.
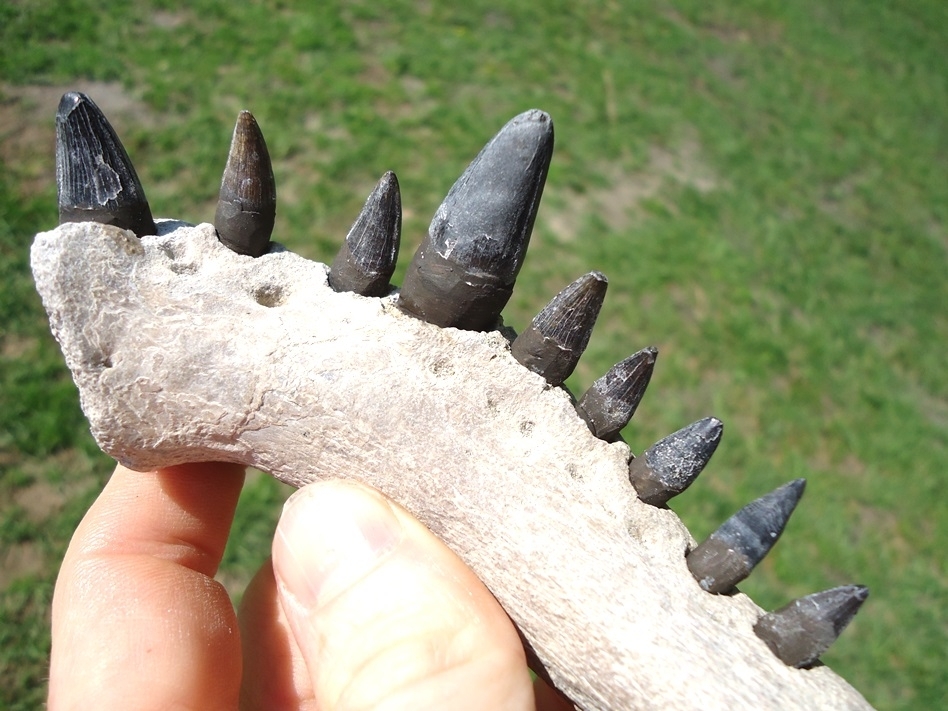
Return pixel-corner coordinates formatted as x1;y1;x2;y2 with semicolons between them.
1;1;946;708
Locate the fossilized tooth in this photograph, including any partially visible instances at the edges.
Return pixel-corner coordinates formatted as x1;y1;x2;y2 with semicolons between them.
328;171;401;296
214;110;276;257
55;92;157;237
398;109;554;330
754;585;870;668
510;271;608;386
576;346;657;441
687;478;807;594
629;416;724;506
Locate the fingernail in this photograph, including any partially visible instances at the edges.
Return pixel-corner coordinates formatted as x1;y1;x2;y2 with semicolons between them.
274;482;403;609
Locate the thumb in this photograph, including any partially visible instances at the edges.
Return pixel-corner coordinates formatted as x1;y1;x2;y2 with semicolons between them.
271;479;534;711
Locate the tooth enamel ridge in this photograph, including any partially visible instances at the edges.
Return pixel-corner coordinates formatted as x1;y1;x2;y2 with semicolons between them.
31;98;872;710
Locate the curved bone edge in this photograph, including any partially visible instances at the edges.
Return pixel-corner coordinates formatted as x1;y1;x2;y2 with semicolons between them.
31;222;872;711
511;271;608;386
687;479;807;594
398;109;553;330
629;417;724;506
56;92;157;237
754;585;870;669
576;346;658;441
329;171;402;297
214;110;276;257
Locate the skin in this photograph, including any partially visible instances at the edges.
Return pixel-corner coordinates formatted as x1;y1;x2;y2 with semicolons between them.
49;462;575;711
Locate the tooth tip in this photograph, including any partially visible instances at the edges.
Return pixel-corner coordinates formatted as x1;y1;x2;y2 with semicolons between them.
686;479;806;593
630;416;724;506
576;346;658;441
214;110;276;257
511;270;609;385
399;110;554;329
329;171;402;296
56;91;156;237
754;585;870;667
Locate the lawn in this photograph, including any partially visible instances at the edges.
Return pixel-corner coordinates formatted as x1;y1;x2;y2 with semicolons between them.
1;1;946;708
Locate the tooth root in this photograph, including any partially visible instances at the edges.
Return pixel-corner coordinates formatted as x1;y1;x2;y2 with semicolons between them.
398;109;554;330
686;479;806;594
329;171;402;296
511;271;608;385
630;417;723;506
754;585;869;668
214;110;276;257
55;92;157;237
575;346;657;441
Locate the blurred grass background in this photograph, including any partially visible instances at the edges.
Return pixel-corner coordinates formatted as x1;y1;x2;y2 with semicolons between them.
1;1;945;708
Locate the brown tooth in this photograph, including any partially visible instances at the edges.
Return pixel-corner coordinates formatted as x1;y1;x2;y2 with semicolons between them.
511;271;608;386
329;171;401;296
629;417;723;506
398;109;554;330
56;92;157;237
754;585;869;668
214;110;276;257
686;479;806;594
575;346;657;441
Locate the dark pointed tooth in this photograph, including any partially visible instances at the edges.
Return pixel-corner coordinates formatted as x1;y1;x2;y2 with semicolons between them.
214;110;276;257
329;171;401;296
575;346;657;441
686;479;806;593
754;585;869;668
630;417;724;506
511;272;608;385
398;109;554;330
55;92;157;237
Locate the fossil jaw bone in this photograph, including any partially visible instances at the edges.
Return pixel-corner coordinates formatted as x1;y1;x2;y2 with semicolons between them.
34;99;873;710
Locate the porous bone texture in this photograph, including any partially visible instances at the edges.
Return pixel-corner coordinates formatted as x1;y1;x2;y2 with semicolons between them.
31;221;873;711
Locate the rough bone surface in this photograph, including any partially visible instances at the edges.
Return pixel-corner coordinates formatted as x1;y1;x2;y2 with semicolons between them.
31;220;873;710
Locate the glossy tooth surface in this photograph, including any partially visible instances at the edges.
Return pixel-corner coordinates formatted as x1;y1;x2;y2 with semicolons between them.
214;110;276;257
576;346;657;441
754;585;869;668
56;92;156;237
511;271;608;385
399;109;554;330
329;171;401;296
629;417;723;506
687;479;806;593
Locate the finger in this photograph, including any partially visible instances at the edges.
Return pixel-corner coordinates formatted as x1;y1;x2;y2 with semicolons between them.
49;462;245;711
238;558;315;710
534;678;578;711
270;479;535;711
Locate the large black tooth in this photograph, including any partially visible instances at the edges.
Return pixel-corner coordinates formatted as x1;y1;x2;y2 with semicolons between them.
214;110;276;257
576;346;657;441
329;171;402;296
55;92;157;237
754;585;869;668
630;417;724;506
686;479;807;594
510;271;608;386
398;109;554;330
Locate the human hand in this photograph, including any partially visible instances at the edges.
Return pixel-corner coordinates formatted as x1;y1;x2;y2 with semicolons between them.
49;462;573;710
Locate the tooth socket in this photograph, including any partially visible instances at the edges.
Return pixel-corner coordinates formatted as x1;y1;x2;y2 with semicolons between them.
754;585;869;668
511;271;608;386
56;92;156;237
329;171;401;297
